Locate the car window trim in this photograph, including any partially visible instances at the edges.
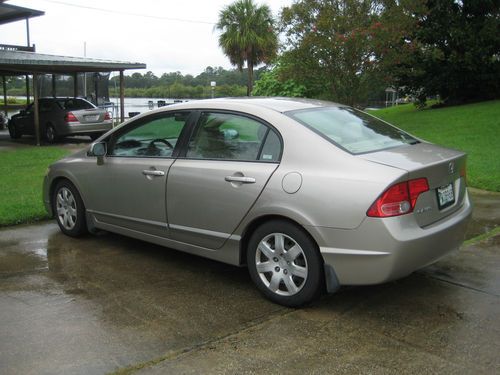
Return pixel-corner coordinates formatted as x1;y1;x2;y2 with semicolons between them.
177;109;283;163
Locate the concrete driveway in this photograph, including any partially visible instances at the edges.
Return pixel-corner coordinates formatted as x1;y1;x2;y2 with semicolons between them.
1;191;499;375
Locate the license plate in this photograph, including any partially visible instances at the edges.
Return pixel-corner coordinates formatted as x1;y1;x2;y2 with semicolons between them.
84;115;99;122
437;183;455;209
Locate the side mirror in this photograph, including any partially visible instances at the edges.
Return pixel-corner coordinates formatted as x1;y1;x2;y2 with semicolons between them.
89;142;107;165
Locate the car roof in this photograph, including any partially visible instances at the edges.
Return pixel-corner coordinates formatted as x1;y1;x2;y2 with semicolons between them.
39;97;87;101
164;97;347;114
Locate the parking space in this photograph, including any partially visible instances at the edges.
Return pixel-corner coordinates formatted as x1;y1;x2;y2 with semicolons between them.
0;128;93;151
0;191;499;374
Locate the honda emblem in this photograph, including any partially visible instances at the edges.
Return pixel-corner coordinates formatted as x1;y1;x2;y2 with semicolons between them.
448;162;455;175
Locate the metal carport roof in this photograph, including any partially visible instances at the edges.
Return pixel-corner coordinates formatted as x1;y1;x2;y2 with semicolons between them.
0;50;146;75
0;1;44;25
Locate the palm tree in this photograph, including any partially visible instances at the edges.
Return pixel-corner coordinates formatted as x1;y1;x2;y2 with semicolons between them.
216;0;278;96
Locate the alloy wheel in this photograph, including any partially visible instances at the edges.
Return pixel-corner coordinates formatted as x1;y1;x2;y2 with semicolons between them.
255;233;308;296
56;187;77;230
46;126;56;143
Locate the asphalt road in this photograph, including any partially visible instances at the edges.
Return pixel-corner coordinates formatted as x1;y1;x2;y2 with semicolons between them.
0;191;499;375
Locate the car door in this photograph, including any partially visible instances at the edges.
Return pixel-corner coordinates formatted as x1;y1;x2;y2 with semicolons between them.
15;103;35;135
167;111;282;249
84;111;193;237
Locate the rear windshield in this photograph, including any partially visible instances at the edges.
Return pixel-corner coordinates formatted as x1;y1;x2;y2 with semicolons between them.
287;107;418;154
62;99;95;110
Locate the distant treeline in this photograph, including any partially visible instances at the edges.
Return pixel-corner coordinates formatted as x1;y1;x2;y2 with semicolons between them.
4;66;265;98
110;83;247;99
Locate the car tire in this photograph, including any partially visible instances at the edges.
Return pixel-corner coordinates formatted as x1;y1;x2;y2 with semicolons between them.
45;124;58;143
8;120;21;139
247;220;324;307
52;180;88;237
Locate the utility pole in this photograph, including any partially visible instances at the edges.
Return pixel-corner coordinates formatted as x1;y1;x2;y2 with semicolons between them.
83;42;87;98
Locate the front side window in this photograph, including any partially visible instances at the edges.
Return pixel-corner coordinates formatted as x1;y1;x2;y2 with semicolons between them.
109;112;191;158
186;112;281;162
288;107;418;154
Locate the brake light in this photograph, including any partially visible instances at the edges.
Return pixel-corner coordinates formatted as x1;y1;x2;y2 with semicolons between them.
64;112;78;123
104;111;112;120
367;178;429;218
460;163;467;184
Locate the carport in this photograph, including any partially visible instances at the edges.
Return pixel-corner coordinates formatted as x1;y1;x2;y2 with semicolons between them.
0;50;146;145
0;1;146;145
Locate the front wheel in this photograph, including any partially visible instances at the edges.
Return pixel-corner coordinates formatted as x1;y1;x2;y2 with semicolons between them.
247;220;324;307
52;180;88;237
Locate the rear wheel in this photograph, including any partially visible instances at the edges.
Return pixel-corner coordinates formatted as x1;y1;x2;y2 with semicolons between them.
8;120;21;139
52;180;88;237
45;124;57;143
247;220;324;307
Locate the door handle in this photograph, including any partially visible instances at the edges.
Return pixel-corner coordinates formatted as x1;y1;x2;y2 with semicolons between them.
142;169;165;177
224;176;256;183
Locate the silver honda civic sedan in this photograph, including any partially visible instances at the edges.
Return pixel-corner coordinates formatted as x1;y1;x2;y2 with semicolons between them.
43;97;472;306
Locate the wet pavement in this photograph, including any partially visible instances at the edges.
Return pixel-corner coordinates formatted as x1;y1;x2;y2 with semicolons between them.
0;191;499;375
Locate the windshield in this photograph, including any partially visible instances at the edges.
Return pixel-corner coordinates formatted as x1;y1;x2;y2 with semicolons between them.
287;107;418;154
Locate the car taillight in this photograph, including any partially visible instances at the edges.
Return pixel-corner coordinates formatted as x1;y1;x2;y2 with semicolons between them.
104;111;112;120
460;163;467;184
367;178;429;218
64;112;78;123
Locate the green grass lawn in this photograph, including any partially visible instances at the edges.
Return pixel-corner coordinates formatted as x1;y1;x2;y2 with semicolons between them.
0;147;70;226
368;100;500;192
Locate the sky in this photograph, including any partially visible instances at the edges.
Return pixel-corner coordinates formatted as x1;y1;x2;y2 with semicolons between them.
3;0;292;77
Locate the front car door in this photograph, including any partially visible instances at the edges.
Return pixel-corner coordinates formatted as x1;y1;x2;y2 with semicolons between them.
167;111;282;249
84;111;193;237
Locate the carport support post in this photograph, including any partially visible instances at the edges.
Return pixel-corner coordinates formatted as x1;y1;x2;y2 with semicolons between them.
33;73;40;146
2;76;7;116
51;74;56;97
119;70;125;123
73;73;78;98
25;75;30;104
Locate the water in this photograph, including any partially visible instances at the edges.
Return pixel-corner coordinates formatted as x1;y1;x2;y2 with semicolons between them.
107;97;189;118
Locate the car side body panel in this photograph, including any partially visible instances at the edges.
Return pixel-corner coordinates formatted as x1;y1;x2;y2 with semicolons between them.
166;159;279;249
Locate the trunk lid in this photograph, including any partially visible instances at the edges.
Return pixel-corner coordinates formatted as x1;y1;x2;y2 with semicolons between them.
360;142;467;227
72;108;106;124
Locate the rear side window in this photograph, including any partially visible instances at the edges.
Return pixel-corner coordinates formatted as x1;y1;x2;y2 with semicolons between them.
40;101;53;112
186;112;281;162
288;107;418;154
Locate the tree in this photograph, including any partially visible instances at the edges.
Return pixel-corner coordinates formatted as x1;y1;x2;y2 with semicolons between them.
394;0;500;105
279;0;385;105
215;0;278;95
253;64;306;97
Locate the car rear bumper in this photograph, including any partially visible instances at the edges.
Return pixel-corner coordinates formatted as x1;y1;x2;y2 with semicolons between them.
308;190;472;285
59;121;112;136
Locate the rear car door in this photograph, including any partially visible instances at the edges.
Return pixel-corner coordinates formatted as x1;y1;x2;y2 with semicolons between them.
167;111;282;249
84;111;193;237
